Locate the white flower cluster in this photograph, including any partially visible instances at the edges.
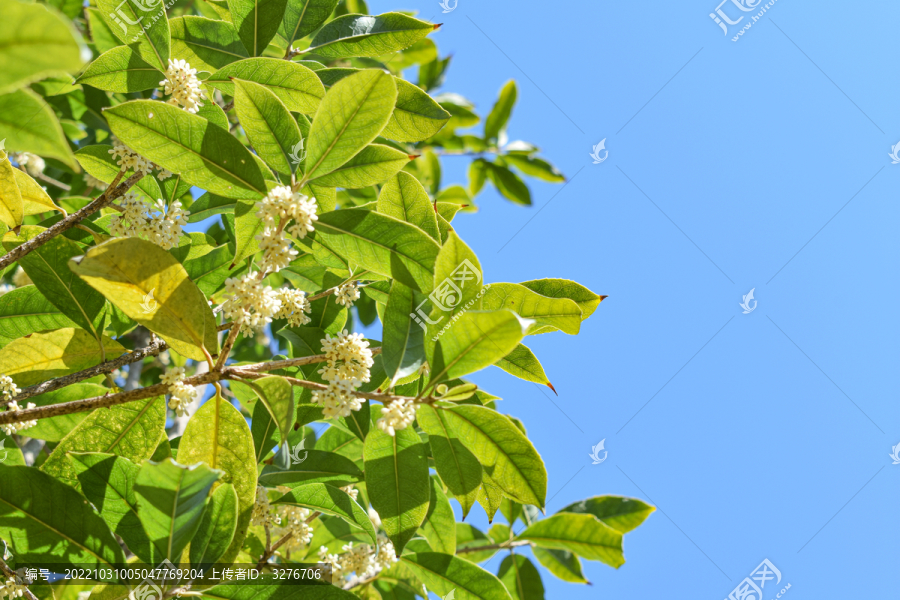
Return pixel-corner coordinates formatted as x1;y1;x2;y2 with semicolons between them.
273;505;314;552
251;485;279;528
84;173;107;190
334;281;360;307
273;288;311;327
318;535;397;583
221;272;282;336
13;152;45;177
160;59;205;113
341;485;359;501
254;186;318;274
110;193;190;250
311;331;373;419
109;139;155;175
0;576;28;599
160;367;197;417
2;378;37;435
376;398;417;437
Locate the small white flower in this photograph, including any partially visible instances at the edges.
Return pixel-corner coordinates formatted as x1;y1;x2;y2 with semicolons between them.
110;193;190;250
251;485;280;527
273;288;311;327
376;398;416;436
160;58;205;113
219;272;283;336
14;152;45;177
109;138;155;175
1;398;37;437
84;173;107;190
160;367;197;417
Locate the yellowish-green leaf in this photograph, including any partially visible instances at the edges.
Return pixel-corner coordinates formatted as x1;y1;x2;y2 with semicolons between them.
310;144;410;188
227;0;288;56
0;151;24;229
206;58;325;114
233;78;303;176
401;552;513;600
377;171;439;241
382;78;450;143
482;283;582;335
96;0;170;70
177;393;257;566
13;168;63;216
0;328;123;387
169;16;249;72
0;88;78;170
69;237;219;362
516;513;624;568
305;13;436;59
75;46;163;93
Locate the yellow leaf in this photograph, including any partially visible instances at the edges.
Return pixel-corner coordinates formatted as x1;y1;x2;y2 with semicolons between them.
14;168;63;216
0;151;24;229
69;237;219;362
0;328;124;386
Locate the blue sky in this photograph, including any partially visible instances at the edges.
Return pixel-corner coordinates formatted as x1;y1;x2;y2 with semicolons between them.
362;0;900;597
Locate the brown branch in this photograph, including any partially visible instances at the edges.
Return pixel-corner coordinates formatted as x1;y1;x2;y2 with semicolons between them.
232;366;406;404
237;346;382;373
14;337;168;402
257;511;321;569
0;171;141;270
34;171;71;192
214;322;241;371
0;555;39;600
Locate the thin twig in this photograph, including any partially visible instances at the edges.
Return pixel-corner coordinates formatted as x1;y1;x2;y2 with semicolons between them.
34;171;71;192
256;511;321;569
0;556;39;600
0;171;140;270
455;540;533;554
214;323;241;371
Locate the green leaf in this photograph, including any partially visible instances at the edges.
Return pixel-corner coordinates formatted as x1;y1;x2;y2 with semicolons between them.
202;580;358;599
96;0;170;70
3;226;106;339
279;0;341;49
497;555;544;600
0;0;85;94
495;344;551;386
415;404;481;518
485;163;530;206
363;425;430;553
477;472;503;523
376;171;439;241
436;405;546;508
306;13;435;59
383;78;450;142
105;99;268;199
169;16;249;72
67;453;154;563
41;395;166;489
13;166;63;216
234;78;303;175
0;465;126;569
70;237;219;362
482;283;582;335
207;58;325;114
231;197;263;266
258;450;363;487
501;155;564;183
311;209;440;293
304;69;397;180
134;458;223;563
86;8;119;54
250;398;280;464
74;145;164;203
273;483;376;543
0;88;77;170
228;0;289;56
0;328;124;386
532;547;588;584
177;393;257;566
16;383;104;441
188;192;236;222
419;476;456;554
310;144;410;188
381;281;425;386
519;278;606;322
484;80;517;141
191;483;239;570
0;433;24;467
401;552;513;600
75;46;162;93
559;496;655;534
0;152;24;229
516;513;624;568
245;375;296;469
455;523;496;562
197;101;231;131
432;231;484;315
427;310;529;385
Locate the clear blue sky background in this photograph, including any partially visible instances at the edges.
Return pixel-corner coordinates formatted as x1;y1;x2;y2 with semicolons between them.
358;0;899;597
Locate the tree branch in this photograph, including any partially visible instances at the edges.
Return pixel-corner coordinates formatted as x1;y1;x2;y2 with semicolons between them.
0;171;142;270
13;336;168;402
455;540;532;554
0;556;39;600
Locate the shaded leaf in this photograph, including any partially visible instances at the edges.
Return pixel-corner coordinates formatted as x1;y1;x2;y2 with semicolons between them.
376;171;439;241
228;0;289;56
311;144;410;188
401;552;512;600
234;78;303;175
96;0;170;70
258;450;363;487
0;88;77;170
207;58;325;114
170;16;249;72
516;513;624;568
75;46;162;93
306;13;435;59
191;483;239;570
273;483;376;543
558;496;655;534
497;555;544;600
0;328;123;387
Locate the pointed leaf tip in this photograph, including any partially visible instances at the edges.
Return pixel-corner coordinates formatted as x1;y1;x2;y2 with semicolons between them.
434;23;443;30
546;382;557;395
408;154;420;160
